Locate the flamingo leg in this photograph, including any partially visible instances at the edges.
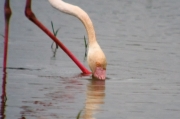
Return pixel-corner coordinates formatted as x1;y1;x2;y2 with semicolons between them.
3;0;12;72
24;0;91;74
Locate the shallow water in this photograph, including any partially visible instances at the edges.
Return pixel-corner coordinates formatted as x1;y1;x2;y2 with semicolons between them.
0;0;180;119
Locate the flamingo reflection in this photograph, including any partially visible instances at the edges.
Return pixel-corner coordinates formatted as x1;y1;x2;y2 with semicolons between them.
82;80;105;119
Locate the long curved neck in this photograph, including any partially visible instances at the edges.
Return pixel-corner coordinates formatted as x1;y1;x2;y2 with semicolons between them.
48;0;97;45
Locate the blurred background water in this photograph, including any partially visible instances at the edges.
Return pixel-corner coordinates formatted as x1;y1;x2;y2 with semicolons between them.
0;0;180;119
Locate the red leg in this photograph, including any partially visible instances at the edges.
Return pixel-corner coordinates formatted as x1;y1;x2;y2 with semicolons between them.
25;0;91;74
3;0;12;72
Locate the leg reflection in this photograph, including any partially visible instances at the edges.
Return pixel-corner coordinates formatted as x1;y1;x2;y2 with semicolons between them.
1;72;7;119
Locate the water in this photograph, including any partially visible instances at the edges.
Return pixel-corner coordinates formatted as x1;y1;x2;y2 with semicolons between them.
0;0;180;119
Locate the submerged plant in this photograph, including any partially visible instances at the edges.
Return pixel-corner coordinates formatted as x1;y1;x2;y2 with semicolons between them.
76;110;82;119
51;21;60;57
84;36;88;61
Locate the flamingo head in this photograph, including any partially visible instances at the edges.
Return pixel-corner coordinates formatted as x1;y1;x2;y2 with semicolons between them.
87;43;107;80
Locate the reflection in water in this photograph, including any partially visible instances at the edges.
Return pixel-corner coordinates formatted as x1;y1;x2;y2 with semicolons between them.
82;80;105;119
0;70;7;119
19;75;85;119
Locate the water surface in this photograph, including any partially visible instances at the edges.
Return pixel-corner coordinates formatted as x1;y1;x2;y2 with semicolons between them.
0;0;180;119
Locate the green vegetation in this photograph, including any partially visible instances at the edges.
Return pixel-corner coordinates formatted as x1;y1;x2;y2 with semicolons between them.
50;21;88;60
76;110;82;119
84;36;88;61
51;21;60;57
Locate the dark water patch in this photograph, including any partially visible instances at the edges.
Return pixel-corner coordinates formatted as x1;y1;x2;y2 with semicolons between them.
0;67;43;71
165;109;180;112
144;48;157;51
126;44;142;46
38;73;88;79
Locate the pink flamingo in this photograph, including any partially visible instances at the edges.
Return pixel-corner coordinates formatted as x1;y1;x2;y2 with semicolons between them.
3;0;107;80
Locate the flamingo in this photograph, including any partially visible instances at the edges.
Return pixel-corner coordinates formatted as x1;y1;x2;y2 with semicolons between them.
3;0;107;80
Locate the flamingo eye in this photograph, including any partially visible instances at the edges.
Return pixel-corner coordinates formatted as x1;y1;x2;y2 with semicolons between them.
96;62;101;67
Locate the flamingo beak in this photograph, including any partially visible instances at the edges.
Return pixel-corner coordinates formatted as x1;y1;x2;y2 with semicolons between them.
93;67;106;80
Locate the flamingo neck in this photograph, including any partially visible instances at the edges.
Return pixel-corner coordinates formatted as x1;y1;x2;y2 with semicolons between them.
48;0;97;45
